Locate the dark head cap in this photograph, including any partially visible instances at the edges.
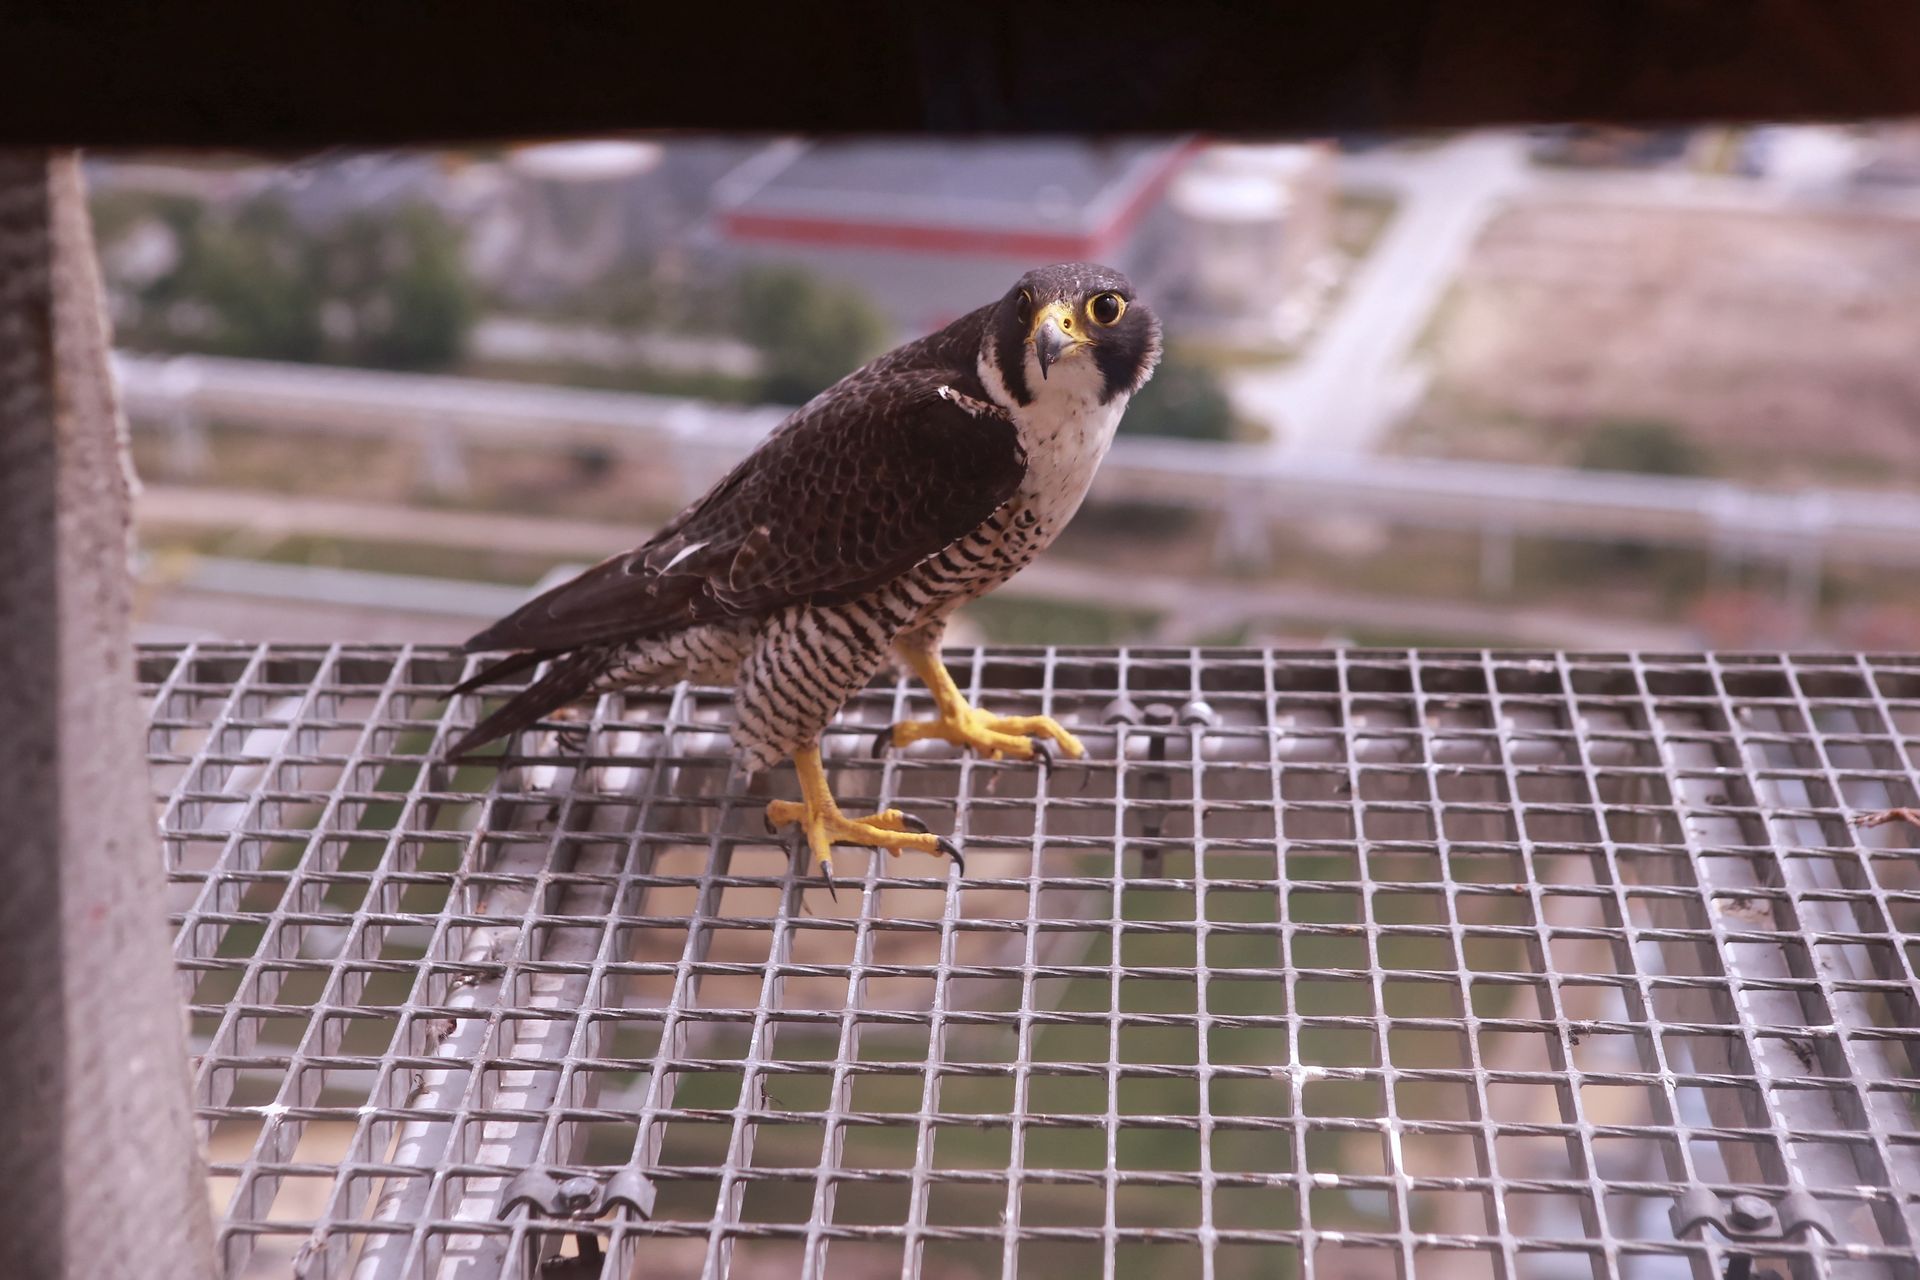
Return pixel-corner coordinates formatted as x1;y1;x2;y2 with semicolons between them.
989;262;1161;406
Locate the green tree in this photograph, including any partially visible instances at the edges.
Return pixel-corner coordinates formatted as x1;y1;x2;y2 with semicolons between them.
127;196;324;361
733;265;891;405
1121;350;1234;441
108;194;475;371
317;204;478;370
1076;350;1234;538
1574;418;1703;476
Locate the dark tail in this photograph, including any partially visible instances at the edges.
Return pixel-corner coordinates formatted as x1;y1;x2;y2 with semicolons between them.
450;649;548;698
445;651;598;760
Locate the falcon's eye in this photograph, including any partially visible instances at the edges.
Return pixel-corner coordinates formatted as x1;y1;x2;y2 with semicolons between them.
1088;291;1125;326
1015;290;1033;327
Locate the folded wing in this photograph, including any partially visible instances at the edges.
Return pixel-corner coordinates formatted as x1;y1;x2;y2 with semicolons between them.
462;370;1027;662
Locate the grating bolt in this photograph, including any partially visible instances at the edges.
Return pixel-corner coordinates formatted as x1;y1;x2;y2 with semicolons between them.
1727;1195;1774;1231
557;1177;599;1215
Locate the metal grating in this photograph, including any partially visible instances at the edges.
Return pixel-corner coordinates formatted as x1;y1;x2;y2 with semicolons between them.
140;643;1920;1280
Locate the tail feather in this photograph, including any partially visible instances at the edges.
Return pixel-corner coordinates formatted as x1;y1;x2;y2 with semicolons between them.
450;649;548;698
444;652;598;760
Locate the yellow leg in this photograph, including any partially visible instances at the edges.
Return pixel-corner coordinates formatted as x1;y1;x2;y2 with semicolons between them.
1852;807;1920;832
889;642;1085;762
765;745;962;884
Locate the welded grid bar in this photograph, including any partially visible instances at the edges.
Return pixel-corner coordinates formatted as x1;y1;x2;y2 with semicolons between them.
139;644;1920;1280
1550;651;1710;1280
1742;657;1915;1248
1658;656;1865;1279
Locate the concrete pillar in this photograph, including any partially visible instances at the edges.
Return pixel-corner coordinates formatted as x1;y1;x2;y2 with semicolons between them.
0;152;217;1279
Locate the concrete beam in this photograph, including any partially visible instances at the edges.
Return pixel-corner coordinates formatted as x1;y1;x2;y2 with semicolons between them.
0;152;215;1279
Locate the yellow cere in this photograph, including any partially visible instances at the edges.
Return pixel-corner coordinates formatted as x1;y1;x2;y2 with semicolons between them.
1031;299;1081;338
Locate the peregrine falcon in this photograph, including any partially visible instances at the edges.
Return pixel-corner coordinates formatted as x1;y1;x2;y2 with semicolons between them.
447;262;1161;884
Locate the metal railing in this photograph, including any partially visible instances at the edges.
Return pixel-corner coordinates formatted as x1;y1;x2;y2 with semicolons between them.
114;351;1920;573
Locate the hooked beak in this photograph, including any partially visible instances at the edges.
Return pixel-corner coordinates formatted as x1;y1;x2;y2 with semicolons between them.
1030;301;1079;379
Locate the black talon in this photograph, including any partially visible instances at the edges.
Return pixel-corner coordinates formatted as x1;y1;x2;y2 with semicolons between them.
871;726;897;758
936;837;966;877
900;813;932;835
1030;739;1054;772
822;864;839;903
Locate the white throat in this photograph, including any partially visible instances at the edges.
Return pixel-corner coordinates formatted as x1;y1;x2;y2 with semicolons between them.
978;344;1131;532
977;342;1120;425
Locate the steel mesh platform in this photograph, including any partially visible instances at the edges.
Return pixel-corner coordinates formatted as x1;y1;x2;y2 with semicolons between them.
140;643;1920;1280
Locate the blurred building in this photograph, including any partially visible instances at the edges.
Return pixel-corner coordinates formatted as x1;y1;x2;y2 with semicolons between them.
1740;124;1870;193
1166;142;1337;344
711;138;1195;335
467;138;765;303
1854;120;1920;186
1526;124;1697;168
470;141;666;294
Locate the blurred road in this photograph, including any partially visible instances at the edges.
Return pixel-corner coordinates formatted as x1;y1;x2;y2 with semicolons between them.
1230;133;1530;456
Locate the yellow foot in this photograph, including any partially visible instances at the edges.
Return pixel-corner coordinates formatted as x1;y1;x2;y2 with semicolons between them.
765;747;963;893
884;704;1085;764
1852;807;1920;832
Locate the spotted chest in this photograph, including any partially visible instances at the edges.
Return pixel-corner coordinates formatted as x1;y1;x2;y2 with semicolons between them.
894;399;1122;624
1008;386;1128;533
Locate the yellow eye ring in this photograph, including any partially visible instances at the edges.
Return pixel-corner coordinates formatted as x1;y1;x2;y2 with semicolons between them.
1088;291;1126;327
1016;290;1034;327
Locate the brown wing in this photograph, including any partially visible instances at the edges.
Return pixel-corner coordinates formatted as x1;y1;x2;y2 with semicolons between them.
462;370;1026;658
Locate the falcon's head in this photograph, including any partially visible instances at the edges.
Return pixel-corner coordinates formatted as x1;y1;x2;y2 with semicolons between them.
985;262;1162;409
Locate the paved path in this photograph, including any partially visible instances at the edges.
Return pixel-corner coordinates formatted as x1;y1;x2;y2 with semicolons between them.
1230;133;1530;456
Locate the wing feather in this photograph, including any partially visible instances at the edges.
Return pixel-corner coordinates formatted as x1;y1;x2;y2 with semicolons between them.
463;368;1025;656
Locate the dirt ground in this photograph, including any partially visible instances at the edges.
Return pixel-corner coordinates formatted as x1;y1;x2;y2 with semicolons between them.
1397;199;1920;488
